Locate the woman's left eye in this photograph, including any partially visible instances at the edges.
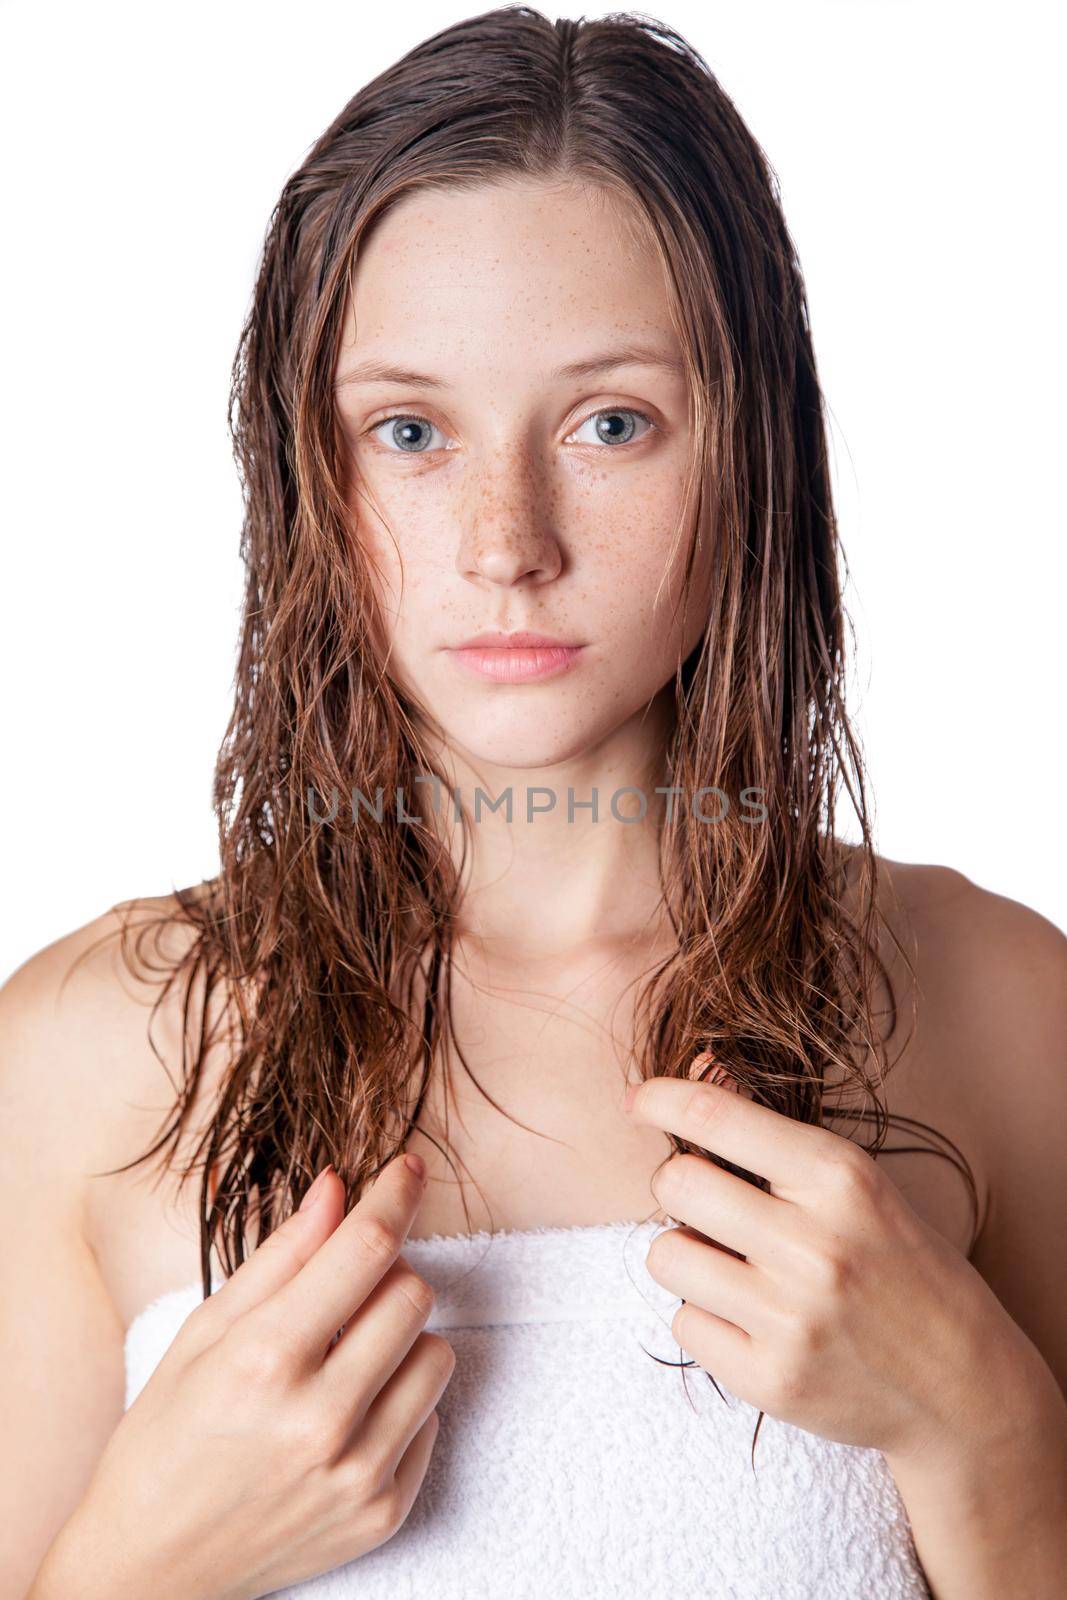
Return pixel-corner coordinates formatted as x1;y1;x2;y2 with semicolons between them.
566;408;656;447
367;407;655;455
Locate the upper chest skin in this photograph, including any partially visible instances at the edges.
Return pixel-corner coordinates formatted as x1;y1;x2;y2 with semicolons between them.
84;870;986;1332
404;925;982;1255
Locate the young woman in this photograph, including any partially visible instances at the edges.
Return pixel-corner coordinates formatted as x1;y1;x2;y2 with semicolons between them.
6;8;1066;1599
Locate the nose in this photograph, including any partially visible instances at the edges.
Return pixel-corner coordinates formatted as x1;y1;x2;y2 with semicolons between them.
455;455;564;588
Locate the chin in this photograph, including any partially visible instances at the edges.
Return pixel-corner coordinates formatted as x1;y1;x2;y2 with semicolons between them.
434;709;612;777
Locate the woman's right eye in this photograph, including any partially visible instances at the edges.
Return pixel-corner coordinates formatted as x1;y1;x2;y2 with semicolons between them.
368;415;450;455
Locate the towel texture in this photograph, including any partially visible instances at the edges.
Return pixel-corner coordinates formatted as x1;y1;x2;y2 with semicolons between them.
124;1217;930;1599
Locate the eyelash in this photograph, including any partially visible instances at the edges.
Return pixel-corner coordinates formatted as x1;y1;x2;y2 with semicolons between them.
365;406;657;457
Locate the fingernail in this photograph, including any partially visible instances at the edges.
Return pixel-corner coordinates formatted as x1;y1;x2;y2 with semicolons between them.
691;1052;736;1092
404;1152;427;1181
299;1163;333;1211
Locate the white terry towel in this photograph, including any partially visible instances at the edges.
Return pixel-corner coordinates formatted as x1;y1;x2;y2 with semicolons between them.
124;1217;930;1599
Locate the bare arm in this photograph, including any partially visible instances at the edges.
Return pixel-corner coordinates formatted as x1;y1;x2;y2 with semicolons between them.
0;913;134;1597
3;900;453;1600
882;873;1067;1599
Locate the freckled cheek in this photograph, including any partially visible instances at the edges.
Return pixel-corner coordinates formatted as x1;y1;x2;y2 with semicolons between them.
596;524;706;672
571;445;684;531
365;547;446;651
350;478;450;604
574;476;694;604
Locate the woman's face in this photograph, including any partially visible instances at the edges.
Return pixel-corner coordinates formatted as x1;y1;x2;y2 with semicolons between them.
333;177;711;771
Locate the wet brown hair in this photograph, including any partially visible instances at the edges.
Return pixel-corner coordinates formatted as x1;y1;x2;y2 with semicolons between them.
82;5;979;1466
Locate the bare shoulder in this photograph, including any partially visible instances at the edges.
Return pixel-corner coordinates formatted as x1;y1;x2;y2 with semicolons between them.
852;849;1067;1385
835;843;1065;1052
0;888;231;1273
870;851;1067;1076
0;891;208;1140
873;849;1064;940
1;894;192;1142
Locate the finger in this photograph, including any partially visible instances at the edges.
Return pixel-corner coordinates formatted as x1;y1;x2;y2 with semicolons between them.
315;1251;436;1413
653;1153;792;1265
263;1153;430;1367
670;1298;753;1397
686;1050;752;1096
646;1223;769;1337
196;1161;352;1331
627;1072;845;1200
213;1152;426;1355
353;1333;454;1481
389;1409;441;1524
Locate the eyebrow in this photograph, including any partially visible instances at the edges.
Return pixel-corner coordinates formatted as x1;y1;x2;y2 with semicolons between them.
333;343;686;390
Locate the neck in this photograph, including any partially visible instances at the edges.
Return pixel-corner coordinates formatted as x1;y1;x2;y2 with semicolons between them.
417;690;676;956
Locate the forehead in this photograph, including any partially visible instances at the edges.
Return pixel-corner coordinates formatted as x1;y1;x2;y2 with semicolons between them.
337;179;680;370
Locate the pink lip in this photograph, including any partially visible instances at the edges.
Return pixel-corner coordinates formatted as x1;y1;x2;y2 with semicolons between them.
446;631;586;684
453;630;581;649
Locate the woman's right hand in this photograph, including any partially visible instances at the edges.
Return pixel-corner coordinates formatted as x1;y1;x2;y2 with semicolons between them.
39;1151;453;1600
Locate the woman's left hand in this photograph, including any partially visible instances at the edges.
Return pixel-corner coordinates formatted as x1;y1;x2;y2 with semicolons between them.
627;1065;1043;1466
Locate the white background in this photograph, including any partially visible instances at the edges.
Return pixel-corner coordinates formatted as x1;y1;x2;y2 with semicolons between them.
1;0;1063;983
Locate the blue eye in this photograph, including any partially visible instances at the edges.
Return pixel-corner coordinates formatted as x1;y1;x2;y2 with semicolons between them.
568;408;655;447
371;416;448;454
368;407;656;455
